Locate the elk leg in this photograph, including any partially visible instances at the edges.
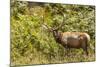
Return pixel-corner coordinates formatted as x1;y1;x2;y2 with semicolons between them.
82;43;88;56
80;37;88;56
83;46;88;56
86;47;88;56
85;40;88;56
64;48;67;57
64;46;68;56
68;47;71;56
84;36;89;56
66;47;70;57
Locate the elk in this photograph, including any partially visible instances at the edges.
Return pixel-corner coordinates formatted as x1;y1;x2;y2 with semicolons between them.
43;17;90;56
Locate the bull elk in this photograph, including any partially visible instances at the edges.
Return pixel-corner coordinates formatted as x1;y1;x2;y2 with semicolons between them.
43;16;90;56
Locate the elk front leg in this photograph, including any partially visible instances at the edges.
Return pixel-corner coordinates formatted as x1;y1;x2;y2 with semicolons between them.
65;45;70;57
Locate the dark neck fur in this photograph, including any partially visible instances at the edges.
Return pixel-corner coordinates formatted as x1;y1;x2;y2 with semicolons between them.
53;30;62;43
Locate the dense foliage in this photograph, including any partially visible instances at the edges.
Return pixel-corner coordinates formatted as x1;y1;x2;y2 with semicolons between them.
11;1;95;66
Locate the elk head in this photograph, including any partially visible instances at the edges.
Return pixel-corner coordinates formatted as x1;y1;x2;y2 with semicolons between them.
42;18;65;44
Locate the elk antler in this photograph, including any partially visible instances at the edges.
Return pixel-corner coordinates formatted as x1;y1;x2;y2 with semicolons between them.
55;13;66;30
42;23;52;32
42;13;66;31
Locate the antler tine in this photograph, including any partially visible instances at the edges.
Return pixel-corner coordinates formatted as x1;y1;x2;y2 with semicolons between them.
56;13;66;30
42;23;51;30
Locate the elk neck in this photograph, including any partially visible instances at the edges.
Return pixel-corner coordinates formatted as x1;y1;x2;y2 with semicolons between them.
52;30;62;43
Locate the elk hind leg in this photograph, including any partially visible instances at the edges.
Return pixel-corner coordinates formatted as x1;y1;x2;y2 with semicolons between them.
81;41;88;56
82;43;88;56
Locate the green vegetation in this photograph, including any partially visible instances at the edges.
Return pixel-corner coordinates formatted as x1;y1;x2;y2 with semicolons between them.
11;1;95;66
